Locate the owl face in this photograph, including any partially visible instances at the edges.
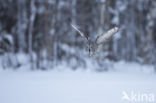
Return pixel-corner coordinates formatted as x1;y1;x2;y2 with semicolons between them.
87;40;97;57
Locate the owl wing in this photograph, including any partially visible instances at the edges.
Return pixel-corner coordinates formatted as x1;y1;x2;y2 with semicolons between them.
71;24;89;41
96;27;119;45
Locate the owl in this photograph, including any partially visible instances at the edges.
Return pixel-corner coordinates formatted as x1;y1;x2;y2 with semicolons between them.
71;24;119;57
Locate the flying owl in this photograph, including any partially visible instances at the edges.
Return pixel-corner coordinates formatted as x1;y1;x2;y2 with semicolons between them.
71;24;119;57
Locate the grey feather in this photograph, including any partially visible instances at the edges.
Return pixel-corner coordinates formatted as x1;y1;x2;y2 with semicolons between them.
96;27;119;45
71;24;88;39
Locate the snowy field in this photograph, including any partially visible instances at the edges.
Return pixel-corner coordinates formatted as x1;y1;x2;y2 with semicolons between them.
0;62;156;103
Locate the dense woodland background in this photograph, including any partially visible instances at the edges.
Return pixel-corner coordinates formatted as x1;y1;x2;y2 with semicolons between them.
0;0;156;71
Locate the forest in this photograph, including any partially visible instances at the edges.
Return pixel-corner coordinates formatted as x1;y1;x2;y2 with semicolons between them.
0;0;156;71
1;1;156;103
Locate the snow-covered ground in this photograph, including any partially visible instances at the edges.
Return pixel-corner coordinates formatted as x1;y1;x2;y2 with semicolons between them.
0;62;156;103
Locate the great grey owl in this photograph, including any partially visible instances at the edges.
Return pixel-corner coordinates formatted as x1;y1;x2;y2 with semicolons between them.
71;24;119;57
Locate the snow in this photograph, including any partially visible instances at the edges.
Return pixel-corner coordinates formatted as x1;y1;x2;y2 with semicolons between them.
116;1;127;12
112;16;119;24
0;62;156;103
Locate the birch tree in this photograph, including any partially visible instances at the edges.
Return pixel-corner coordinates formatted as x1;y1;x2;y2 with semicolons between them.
28;0;36;69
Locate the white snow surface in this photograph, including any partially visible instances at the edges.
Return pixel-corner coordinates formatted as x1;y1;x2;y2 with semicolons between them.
0;62;156;103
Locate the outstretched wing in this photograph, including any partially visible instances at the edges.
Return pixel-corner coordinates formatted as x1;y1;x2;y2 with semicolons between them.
96;27;119;45
71;24;88;40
